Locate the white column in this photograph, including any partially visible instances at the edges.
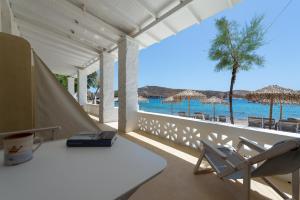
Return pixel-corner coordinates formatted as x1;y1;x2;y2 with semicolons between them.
118;36;139;133
77;69;87;106
99;52;115;123
67;77;75;97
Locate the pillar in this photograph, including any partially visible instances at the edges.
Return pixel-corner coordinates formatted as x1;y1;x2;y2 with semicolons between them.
77;69;87;106
67;77;75;97
118;36;139;133
99;52;115;123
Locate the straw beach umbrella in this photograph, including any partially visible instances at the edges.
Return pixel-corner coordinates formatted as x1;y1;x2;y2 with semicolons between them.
246;85;300;129
162;96;180;114
203;96;227;121
173;90;207;117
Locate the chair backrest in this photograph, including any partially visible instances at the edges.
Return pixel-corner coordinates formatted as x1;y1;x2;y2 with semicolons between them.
288;118;300;123
178;112;186;117
288;118;297;121
204;114;210;120
248;117;263;128
263;118;275;123
218;116;226;122
194;112;204;120
252;139;300;177
262;117;275;126
277;120;299;133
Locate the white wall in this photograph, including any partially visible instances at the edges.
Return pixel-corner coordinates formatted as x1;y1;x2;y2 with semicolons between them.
137;111;300;182
85;103;118;122
137;111;300;155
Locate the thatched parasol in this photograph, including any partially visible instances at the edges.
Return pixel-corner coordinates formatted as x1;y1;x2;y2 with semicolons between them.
173;90;207;117
202;96;227;121
162;96;180;114
246;85;300;128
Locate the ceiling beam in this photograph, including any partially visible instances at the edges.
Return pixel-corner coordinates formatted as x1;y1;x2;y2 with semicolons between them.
131;0;194;38
67;0;139;32
186;5;202;23
226;0;233;7
21;31;92;61
16;18;98;56
72;19;118;44
61;0;125;36
87;0;194;67
29;40;89;65
12;2;103;49
134;0;177;35
145;32;160;42
14;12;101;53
12;0;117;49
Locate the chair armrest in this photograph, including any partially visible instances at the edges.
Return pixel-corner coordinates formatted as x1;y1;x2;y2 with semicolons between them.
248;140;299;165
201;140;227;159
238;136;266;153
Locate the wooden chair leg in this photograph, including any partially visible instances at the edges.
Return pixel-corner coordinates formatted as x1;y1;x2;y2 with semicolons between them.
242;166;251;200
193;148;205;174
292;170;299;200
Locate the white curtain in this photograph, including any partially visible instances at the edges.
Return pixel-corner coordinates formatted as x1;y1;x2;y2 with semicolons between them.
33;52;99;140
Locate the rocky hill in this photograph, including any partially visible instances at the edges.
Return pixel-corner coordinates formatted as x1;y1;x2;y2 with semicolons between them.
90;85;250;99
138;86;250;98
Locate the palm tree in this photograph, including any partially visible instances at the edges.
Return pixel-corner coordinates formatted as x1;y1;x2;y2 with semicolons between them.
87;71;99;103
209;16;265;124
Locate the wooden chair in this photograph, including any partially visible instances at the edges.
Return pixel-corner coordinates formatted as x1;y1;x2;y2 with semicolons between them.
194;136;300;200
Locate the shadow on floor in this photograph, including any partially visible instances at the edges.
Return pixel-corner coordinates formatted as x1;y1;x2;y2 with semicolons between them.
122;131;287;200
90;116;292;199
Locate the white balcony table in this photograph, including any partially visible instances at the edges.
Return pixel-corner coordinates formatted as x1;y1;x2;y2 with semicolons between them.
0;136;166;200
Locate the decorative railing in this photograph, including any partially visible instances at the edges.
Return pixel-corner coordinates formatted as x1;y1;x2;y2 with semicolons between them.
137;111;300;155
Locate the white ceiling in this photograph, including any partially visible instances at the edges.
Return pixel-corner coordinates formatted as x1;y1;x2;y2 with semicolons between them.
10;0;239;76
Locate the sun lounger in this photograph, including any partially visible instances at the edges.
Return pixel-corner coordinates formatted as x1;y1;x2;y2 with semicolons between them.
194;112;204;120
262;118;276;129
204;114;210;120
248;116;263;128
277;120;299;133
218;115;227;123
288;118;300;123
194;136;300;200
177;112;187;117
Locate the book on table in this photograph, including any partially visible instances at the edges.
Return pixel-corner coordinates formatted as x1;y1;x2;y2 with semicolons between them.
66;131;117;147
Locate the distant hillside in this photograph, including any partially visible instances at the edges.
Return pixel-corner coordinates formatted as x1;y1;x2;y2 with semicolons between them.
90;85;250;99
138;86;250;98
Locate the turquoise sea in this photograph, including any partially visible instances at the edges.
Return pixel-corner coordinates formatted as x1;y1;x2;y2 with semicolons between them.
138;98;300;120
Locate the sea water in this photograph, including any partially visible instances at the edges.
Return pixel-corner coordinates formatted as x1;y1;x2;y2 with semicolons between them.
137;98;300;120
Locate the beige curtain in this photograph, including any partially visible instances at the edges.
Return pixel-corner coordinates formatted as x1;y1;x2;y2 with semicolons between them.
33;52;99;140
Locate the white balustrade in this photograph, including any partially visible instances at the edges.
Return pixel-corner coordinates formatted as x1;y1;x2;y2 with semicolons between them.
137;111;300;156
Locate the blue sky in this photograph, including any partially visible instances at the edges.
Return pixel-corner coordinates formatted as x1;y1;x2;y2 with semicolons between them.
124;0;299;92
